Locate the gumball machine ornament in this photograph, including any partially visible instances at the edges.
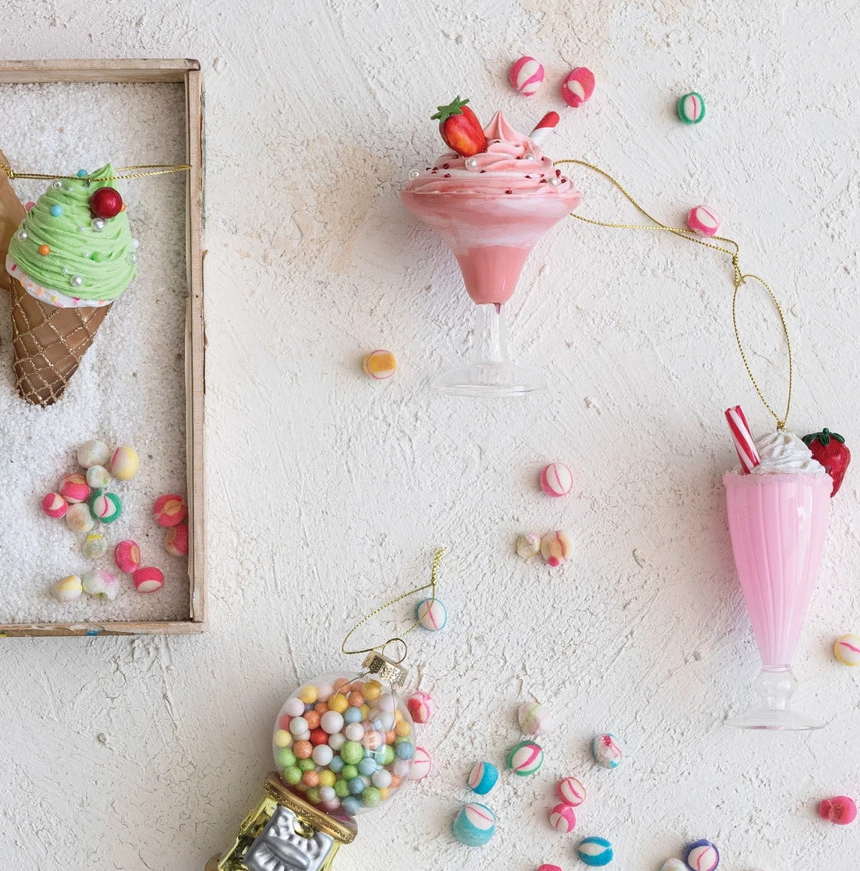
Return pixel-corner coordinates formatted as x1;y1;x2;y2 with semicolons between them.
207;651;416;871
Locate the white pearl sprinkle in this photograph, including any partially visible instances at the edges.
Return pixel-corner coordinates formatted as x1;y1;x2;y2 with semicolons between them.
70;275;84;288
16;229;27;241
548;177;561;187
50;180;62;190
91;218;106;232
465;157;479;170
524;153;536;161
408;169;420;180
131;239;140;250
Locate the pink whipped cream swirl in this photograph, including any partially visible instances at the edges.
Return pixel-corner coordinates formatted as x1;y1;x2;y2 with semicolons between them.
405;110;580;201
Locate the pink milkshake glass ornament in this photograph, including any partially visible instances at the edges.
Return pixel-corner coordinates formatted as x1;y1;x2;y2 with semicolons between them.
402;111;580;396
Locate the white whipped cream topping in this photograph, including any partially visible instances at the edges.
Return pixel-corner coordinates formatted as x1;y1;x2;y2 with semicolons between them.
751;429;825;475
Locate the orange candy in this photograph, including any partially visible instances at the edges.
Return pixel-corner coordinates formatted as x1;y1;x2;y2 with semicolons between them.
38;244;50;255
390;774;402;789
294;741;312;760
332;677;351;693
385;730;396;744
314;702;328;714
348;692;364;708
302;771;320;787
304;711;321;730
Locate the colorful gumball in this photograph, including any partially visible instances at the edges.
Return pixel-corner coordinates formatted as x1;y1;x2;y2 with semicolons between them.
557;776;586;807
77;440;110;468
516;533;541;559
416;597;447;631
507;740;544;776
165;523;189;557
578;837;613;867
678;91;706;124
82;569;119;600
561;67;596;108
592;734;623;769
90;491;122;524
467;761;499;795
82;534;108;560
85;465;111;490
509;56;545;96
452;802;496;847
153;494;187;528
684;840;719;871
114;540;141;573
549;803;577;833
363;349;397;380
90;187;123;219
110;446;140;481
408;746;432;781
66;503;95;533
540;462;573;497
518;701;554;736
541;531;572;566
819;796;857;825
59;473;90;504
51;575;83;602
834;634;860;666
134;567;165;593
42;492;68;519
407;690;436;723
687;205;720;237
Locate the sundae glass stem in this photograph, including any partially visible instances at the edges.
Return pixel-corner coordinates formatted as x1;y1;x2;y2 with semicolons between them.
727;666;823;731
473;303;510;367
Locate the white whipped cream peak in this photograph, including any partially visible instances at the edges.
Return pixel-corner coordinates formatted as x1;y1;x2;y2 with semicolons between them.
751;429;825;475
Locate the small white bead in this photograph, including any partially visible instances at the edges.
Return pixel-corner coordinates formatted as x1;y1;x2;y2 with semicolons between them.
70;275;84;288
91;218;106;232
408;169;420;180
465;157;479;170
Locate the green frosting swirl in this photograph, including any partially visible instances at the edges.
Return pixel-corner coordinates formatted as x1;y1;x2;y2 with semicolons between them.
7;163;136;302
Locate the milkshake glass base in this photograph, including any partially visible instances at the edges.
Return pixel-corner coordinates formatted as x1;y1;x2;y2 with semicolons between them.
726;666;823;732
434;302;547;397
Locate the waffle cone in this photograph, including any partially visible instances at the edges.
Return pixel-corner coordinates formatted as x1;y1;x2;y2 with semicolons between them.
10;279;111;407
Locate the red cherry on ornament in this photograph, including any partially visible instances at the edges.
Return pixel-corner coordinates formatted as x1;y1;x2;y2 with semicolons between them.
90;187;123;219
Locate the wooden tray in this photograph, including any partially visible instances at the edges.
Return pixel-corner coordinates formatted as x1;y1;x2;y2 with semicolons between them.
0;59;205;636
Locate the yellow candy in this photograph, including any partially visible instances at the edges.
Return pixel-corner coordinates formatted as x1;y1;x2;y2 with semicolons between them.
319;770;336;788
298;685;318;704
394;709;404;722
274;730;292;748
363;349;397;380
363;680;382;701
327;694;349;714
360;704;370;720
395;720;412;737
110;445;140;481
378;787;391;801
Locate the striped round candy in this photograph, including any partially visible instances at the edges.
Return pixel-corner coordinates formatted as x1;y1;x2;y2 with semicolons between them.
592;733;622;769
561;67;596;108
408;745;432;781
578;837;613;867
660;861;687;871
42;492;68;519
557;775;586;807
834;633;860;666
518;701;554;736
678;91;705;124
687;205;720;237
549;802;576;833
363;349;397;380
507;740;544;776
416;597;447;631
467;761;499;795
537;866;562;871
509;56;544;96
452;802;496;847
407;690;436;723
540;462;573;497
685;839;719;871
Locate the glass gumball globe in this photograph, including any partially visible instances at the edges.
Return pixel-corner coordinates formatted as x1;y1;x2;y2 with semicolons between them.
272;666;416;817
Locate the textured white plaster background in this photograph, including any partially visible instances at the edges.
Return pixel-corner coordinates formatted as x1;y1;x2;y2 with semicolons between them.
1;2;860;870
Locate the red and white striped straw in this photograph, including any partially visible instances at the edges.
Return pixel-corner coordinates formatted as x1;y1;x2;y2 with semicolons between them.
725;405;761;474
529;111;560;147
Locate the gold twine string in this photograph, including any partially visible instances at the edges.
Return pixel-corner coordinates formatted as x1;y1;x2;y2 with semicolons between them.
556;159;793;429
0;163;191;181
341;547;446;664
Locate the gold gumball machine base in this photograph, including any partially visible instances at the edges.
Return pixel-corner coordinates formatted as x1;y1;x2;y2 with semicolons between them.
207;771;358;871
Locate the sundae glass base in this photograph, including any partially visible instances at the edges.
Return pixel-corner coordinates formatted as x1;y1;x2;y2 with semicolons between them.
726;666;823;731
435;303;547;397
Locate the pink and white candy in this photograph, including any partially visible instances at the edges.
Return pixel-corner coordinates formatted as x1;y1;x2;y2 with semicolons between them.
687;205;720;237
549;803;577;833
561;67;596;108
540;462;573;497
407;690;436;724
725;405;760;475
529;112;560;148
509;56;545;96
408;745;432;781
42;492;68;519
557;776;586;807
